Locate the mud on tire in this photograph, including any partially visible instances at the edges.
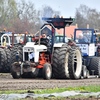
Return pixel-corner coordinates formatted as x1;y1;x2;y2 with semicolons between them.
68;46;82;79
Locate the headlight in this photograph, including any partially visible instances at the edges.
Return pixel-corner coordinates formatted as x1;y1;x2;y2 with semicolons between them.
28;49;30;51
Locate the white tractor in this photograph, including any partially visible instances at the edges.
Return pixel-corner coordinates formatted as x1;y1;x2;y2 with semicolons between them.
11;17;78;79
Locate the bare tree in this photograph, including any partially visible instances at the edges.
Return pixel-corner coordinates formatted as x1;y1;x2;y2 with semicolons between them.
0;0;61;33
11;0;40;33
75;4;100;29
0;0;17;30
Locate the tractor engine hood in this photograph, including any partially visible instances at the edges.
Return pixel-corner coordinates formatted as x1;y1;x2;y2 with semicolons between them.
23;42;47;62
24;42;47;51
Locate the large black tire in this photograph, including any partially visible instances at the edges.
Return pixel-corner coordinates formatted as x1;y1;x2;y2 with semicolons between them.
28;68;39;78
43;63;52;80
51;48;59;78
68;46;82;79
11;44;23;66
89;57;100;77
4;49;11;72
0;48;7;72
52;45;71;79
11;67;21;79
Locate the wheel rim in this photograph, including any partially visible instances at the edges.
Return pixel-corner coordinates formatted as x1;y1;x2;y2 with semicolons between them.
74;49;82;77
65;52;69;75
47;66;51;78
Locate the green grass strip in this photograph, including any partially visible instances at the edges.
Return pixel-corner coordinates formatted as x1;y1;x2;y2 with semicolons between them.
0;73;11;75
0;85;100;94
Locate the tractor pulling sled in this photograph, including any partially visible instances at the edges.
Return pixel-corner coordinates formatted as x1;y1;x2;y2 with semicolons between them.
11;17;100;80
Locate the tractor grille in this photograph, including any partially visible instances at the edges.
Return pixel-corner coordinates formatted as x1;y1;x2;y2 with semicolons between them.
25;52;28;61
24;52;34;62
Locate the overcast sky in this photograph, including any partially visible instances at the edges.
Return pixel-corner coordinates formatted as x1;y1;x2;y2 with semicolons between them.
22;0;100;18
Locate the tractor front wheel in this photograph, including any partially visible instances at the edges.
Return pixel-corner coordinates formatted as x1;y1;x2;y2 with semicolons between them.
43;63;52;80
11;67;21;79
21;72;28;78
28;68;39;78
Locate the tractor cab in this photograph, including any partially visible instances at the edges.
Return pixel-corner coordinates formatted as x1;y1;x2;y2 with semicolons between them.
0;32;30;48
21;34;34;42
93;32;100;45
42;17;75;51
74;29;95;57
1;33;22;46
93;31;100;56
54;34;68;43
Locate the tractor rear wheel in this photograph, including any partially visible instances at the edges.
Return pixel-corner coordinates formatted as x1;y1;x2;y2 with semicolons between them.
52;46;70;79
11;44;23;66
4;49;11;72
52;48;59;78
43;63;52;80
89;57;100;77
0;48;7;72
68;46;82;79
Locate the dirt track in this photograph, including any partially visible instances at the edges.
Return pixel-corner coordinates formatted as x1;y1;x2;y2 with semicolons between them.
0;74;100;91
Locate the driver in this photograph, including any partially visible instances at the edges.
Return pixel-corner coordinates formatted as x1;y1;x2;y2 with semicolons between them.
40;33;50;45
19;38;23;44
78;33;89;43
40;33;51;60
